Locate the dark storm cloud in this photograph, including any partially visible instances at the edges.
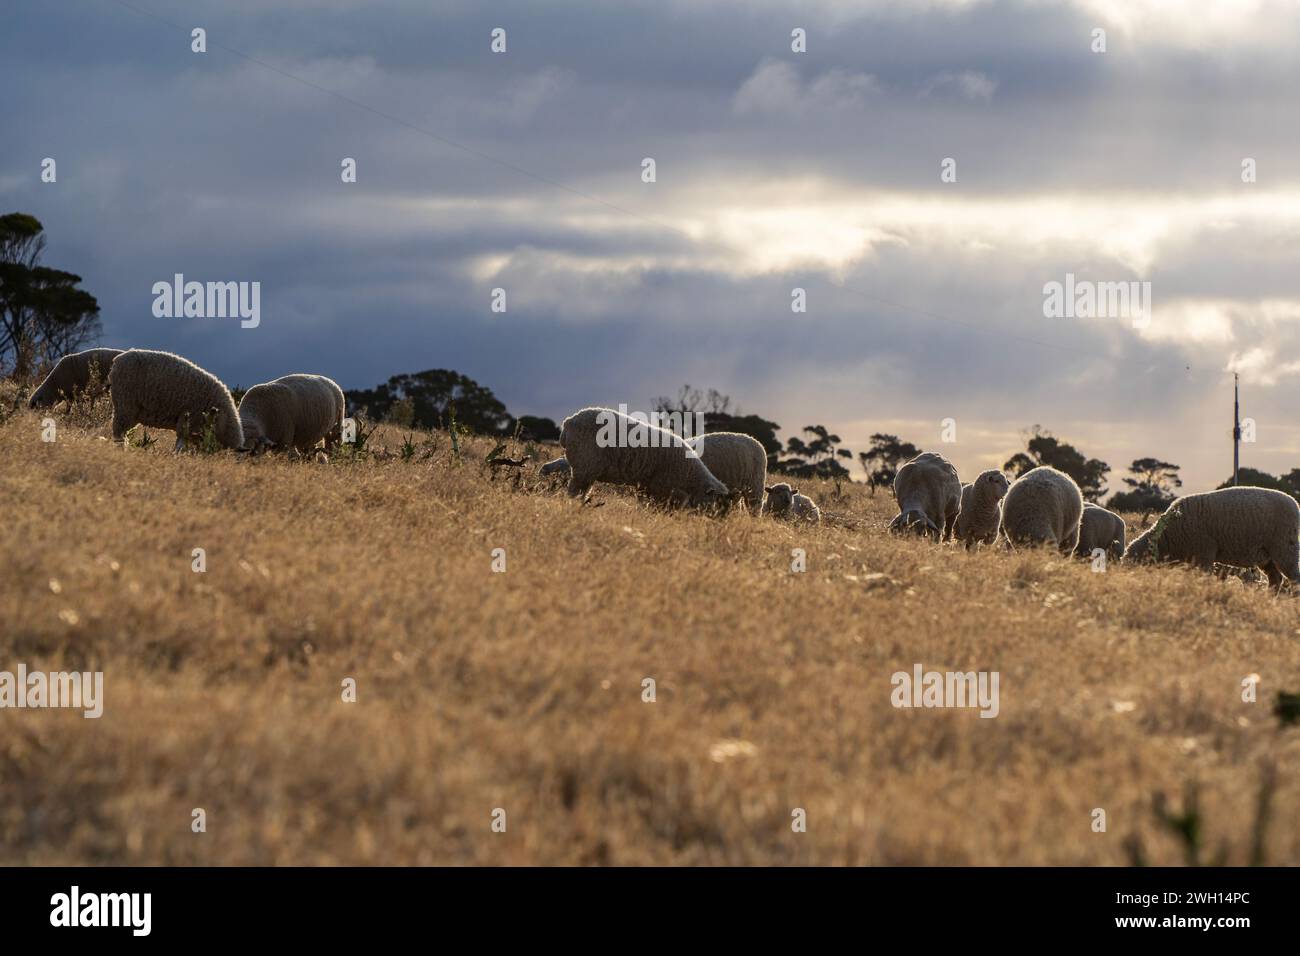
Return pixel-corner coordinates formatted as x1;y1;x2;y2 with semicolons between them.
4;0;1300;488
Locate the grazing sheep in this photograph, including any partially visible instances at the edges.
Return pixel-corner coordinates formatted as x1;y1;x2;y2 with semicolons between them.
107;349;243;451
889;452;962;540
687;431;767;513
538;456;571;477
762;482;820;523
954;470;1010;548
238;373;345;456
1124;486;1300;588
558;406;729;507
1074;502;1126;561
998;465;1083;552
28;348;123;408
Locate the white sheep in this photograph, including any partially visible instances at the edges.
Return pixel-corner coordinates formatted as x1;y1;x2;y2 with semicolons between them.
28;348;123;408
998;465;1083;552
558;407;729;507
687;431;767;513
1074;502;1126;561
889;452;961;540
762;482;820;523
107;349;244;451
238;373;345;456
538;456;571;477
954;470;1010;548
1125;486;1300;588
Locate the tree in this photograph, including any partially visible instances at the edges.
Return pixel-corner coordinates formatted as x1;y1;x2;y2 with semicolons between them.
1003;425;1110;502
514;415;560;442
1107;457;1181;512
0;213;101;378
774;425;852;479
345;369;513;434
652;385;782;466
1216;467;1300;502
858;433;921;495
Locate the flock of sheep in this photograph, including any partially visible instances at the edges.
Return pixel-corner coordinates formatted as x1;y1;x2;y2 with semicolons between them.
28;347;343;455
25;347;1300;590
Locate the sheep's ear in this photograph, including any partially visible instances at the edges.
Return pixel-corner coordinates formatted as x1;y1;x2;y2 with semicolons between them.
764;485;774;493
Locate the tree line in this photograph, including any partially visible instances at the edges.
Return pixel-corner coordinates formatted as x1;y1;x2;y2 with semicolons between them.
3;209;1294;510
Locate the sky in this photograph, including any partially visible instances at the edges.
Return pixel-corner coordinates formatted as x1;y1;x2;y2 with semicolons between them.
4;0;1300;494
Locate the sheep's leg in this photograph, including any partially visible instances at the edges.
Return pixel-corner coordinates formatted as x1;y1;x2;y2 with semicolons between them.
111;408;133;443
1261;562;1284;590
1266;539;1300;587
567;475;594;499
943;512;956;542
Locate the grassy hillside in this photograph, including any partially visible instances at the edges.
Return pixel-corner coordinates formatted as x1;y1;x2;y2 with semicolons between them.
2;391;1298;865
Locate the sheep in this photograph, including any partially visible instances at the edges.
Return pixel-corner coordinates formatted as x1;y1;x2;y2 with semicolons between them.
538;456;571;477
687;431;767;513
762;482;820;523
558;406;729;507
106;349;244;451
889;451;961;540
1074;502;1126;562
28;348;124;408
954;470;1010;548
1124;486;1300;589
997;465;1083;552
238;373;345;456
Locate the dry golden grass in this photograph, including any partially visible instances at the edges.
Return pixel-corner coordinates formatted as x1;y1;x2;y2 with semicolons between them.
2;390;1298;865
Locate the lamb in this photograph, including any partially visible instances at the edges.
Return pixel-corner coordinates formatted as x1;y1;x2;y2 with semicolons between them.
889;452;961;540
762;482;820;523
1124;486;1300;588
538;456;571;477
28;348;124;408
558;406;729;507
106;349;244;451
1074;502;1126;561
687;431;767;513
954;470;1010;548
238;373;345;456
997;465;1083;552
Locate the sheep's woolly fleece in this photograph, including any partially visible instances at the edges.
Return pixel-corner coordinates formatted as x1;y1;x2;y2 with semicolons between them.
762;482;820;523
28;348;123;408
687;431;768;513
954;470;1010;548
889;451;961;539
107;349;244;451
1075;503;1126;561
239;373;345;455
559;407;728;506
998;465;1083;553
1125;486;1300;587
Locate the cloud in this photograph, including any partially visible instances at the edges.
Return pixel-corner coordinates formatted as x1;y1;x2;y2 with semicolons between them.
733;59;880;115
920;70;998;102
7;0;1300;491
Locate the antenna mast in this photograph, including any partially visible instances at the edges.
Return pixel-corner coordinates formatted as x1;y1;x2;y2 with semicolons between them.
1233;373;1240;487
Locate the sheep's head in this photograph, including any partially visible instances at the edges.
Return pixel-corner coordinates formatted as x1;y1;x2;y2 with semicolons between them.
764;483;795;515
890;508;938;536
236;430;277;457
981;470;1011;498
1125;530;1153;562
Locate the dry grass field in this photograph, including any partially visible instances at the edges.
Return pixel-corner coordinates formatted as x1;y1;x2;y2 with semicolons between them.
2;389;1298;866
